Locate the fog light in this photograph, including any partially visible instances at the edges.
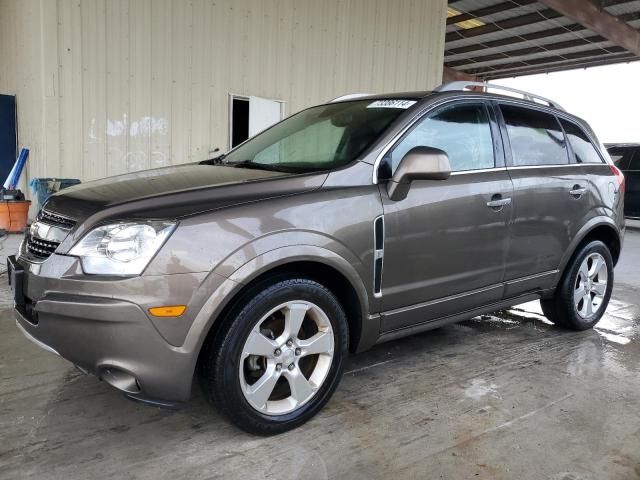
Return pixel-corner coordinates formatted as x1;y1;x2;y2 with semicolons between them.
101;367;140;394
148;305;187;317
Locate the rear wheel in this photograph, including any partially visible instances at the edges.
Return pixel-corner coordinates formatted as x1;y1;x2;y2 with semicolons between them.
541;240;613;330
200;278;348;435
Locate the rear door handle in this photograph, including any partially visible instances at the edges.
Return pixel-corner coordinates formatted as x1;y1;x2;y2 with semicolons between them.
569;185;587;198
486;196;512;209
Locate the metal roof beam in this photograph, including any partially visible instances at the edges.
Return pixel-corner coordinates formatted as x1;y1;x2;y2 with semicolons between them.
537;0;640;56
446;9;562;42
445;9;640;57
485;53;639;79
446;34;607;68
446;24;581;56
447;0;536;25
464;45;627;75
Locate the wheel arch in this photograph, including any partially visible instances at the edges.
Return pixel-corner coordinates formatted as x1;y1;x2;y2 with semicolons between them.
209;261;365;353
578;224;621;266
556;218;622;286
193;247;374;377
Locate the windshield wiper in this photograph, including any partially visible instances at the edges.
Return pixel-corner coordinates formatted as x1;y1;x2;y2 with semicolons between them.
229;160;297;173
199;153;226;165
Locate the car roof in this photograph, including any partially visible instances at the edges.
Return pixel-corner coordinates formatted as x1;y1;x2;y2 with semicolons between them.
328;90;592;134
328;91;431;103
329;90;568;114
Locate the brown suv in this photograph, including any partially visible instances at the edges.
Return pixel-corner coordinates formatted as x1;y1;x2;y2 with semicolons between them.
8;82;625;435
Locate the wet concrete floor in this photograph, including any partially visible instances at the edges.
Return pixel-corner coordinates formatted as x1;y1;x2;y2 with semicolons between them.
1;231;639;479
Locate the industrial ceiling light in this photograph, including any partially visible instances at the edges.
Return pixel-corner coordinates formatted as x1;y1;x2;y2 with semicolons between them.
447;7;486;29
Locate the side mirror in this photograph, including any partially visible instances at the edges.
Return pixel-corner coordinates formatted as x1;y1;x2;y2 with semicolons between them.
387;146;451;201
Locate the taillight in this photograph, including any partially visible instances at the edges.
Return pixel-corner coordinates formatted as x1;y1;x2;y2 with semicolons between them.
610;165;625;194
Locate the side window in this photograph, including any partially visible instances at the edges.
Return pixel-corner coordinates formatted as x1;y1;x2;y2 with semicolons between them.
500;105;568;166
559;119;604;164
388;103;495;173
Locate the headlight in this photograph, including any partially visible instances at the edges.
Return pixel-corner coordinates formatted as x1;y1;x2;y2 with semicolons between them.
69;221;176;275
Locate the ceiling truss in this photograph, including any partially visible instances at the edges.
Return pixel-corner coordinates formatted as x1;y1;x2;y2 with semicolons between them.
445;0;640;80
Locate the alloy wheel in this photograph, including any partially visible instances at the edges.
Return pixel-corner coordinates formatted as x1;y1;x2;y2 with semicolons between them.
239;301;334;415
574;252;608;318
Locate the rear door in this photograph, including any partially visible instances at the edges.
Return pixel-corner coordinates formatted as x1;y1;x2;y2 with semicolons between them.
498;103;591;298
558;119;616;222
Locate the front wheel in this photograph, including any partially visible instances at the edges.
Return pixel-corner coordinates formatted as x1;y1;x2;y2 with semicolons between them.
541;240;614;330
200;278;349;435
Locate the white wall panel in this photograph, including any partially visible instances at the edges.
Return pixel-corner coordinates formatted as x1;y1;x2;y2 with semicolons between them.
0;0;447;195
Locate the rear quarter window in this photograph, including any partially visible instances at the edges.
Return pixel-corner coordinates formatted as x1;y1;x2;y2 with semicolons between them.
500;104;568;167
559;119;604;164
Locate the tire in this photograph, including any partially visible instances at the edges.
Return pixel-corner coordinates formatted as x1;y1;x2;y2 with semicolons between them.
199;277;349;435
541;240;614;330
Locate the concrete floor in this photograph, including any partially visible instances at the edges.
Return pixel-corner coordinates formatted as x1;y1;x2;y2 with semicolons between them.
1;231;639;480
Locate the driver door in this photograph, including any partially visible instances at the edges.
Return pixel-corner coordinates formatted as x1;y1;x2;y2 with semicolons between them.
379;101;513;332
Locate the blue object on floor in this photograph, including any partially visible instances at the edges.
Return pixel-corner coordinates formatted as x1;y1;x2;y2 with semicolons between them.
3;148;29;190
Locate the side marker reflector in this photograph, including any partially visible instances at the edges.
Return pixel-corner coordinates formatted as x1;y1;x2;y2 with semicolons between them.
148;305;187;317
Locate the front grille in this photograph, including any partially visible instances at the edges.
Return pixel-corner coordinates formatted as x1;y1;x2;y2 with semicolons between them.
37;209;76;229
23;209;76;261
26;236;60;259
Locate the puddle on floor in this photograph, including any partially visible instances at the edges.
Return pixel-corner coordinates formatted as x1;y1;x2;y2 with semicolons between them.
467;298;638;348
464;378;501;401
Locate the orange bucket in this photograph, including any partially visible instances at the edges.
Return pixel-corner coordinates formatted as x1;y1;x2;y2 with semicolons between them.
0;201;31;233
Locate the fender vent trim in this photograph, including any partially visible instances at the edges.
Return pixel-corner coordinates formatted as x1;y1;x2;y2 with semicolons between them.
373;215;384;298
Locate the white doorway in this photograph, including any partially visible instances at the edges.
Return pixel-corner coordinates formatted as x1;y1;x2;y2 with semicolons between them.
229;94;285;149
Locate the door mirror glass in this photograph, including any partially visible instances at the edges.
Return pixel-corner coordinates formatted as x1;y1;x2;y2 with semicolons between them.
387;146;451;201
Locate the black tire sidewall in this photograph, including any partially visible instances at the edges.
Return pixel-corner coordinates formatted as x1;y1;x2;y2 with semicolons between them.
208;278;349;434
559;240;614;329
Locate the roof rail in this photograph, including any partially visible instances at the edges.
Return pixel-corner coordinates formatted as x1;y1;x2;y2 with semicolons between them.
329;93;372;103
434;81;564;111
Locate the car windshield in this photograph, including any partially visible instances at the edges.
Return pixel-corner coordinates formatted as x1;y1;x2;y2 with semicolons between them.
220;99;415;172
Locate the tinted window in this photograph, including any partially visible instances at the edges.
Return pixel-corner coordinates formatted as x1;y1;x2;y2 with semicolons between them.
607;147;633;170
560;119;604;164
389;103;494;173
501;105;568;166
629;151;640;170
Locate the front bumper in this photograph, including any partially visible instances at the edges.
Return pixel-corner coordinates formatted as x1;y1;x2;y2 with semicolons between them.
11;254;216;404
15;317;60;356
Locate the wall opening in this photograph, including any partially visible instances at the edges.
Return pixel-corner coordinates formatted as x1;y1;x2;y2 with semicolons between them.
230;97;249;148
229;95;285;149
0;94;17;184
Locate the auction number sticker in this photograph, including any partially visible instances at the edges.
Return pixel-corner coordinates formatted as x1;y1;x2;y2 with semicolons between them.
367;100;416;109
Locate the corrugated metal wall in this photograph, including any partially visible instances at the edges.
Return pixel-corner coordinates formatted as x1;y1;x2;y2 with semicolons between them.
0;0;446;187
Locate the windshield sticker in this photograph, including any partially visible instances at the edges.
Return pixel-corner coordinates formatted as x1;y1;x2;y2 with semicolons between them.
367;100;416;109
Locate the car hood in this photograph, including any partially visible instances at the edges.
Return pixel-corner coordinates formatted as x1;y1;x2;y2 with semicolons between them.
44;163;327;226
